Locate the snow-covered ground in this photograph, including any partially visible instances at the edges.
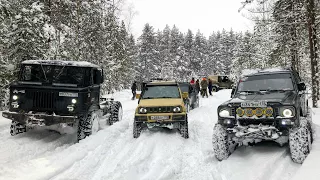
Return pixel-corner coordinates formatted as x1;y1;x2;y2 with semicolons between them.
0;90;318;180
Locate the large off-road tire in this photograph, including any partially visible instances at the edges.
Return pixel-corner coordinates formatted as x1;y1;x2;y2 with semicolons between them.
10;121;27;136
179;119;189;139
107;101;123;125
77;110;101;142
212;124;231;161
289;118;312;164
133;121;142;138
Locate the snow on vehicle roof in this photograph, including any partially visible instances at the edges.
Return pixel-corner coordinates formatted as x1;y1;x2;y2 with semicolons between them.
21;60;100;68
241;67;290;77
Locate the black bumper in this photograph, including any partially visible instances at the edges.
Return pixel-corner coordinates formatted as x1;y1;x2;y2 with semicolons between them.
2;111;77;126
135;114;187;123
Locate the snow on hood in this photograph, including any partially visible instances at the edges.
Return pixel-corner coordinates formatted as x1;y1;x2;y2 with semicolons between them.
240;67;289;77
138;98;183;107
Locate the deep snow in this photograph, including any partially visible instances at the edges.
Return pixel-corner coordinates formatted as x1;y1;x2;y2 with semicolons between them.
0;90;318;180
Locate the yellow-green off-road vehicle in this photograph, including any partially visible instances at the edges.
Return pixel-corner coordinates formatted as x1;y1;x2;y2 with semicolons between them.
133;80;189;139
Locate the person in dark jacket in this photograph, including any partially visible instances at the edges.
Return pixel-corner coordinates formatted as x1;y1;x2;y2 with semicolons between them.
208;78;213;96
195;79;200;94
131;81;137;100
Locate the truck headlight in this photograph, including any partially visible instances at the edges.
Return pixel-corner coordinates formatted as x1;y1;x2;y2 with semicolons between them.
219;109;230;117
173;106;182;113
139;107;147;114
282;109;293;117
12;95;18;100
71;99;77;104
280;107;295;118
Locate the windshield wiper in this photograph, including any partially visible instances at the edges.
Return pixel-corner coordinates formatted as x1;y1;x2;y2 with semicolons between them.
54;65;66;81
39;61;48;82
158;97;175;98
259;89;292;93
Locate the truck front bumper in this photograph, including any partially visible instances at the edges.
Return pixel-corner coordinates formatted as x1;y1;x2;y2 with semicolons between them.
135;113;187;123
2;111;77;126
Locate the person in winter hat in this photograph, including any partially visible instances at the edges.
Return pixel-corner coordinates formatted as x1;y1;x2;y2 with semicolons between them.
190;77;195;84
208;78;213;96
131;81;137;100
189;77;196;94
200;77;208;98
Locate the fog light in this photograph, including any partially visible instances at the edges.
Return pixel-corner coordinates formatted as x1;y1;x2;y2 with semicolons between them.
11;102;19;108
67;105;74;112
223;119;232;124
281;119;293;125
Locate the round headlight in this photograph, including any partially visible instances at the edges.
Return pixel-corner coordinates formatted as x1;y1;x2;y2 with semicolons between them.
139;107;147;114
173;106;181;113
12;95;18;100
283;108;293;117
71;99;77;104
219;109;230;117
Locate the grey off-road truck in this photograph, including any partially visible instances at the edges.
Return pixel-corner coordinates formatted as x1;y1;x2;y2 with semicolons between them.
2;60;123;141
212;68;313;164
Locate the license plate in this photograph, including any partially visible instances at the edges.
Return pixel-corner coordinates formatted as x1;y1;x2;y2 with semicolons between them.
150;116;169;121
241;101;267;107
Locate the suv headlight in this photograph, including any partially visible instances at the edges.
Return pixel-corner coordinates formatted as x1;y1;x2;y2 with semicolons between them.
139;107;147;114
280;107;295;118
71;99;77;104
219;109;230;117
173;106;182;113
12;95;18;100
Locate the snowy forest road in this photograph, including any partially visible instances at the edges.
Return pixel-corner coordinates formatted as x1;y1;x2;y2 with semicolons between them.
0;90;317;180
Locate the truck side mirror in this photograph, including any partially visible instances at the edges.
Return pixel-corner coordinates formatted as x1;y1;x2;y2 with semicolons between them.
182;92;189;99
298;82;306;91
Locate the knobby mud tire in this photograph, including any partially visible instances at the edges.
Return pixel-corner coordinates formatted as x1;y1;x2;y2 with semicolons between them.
212;124;231;161
108;101;122;126
289;118;312;164
10;121;27;136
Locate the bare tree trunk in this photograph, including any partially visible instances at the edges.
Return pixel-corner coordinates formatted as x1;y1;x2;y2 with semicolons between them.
306;0;318;107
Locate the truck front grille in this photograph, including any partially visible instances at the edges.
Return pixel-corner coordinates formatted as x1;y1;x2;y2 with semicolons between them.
32;91;55;110
147;106;174;113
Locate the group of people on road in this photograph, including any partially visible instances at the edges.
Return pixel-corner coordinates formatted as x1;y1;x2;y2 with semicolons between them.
130;77;215;100
190;77;214;98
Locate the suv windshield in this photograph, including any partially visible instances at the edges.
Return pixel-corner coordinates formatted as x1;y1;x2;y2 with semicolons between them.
237;73;294;93
142;85;181;99
20;64;91;86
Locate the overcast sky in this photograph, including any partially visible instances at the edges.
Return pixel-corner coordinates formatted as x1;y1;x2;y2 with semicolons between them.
125;0;254;38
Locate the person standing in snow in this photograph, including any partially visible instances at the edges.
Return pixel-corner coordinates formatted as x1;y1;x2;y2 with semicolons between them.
131;81;137;100
208;78;213;96
200;77;208;98
195;79;200;94
189;78;196;94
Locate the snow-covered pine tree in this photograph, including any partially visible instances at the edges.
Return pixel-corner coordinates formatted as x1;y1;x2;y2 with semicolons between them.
170;25;185;80
137;23;159;81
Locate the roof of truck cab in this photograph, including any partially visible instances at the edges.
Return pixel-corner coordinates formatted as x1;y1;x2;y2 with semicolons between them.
21;60;100;68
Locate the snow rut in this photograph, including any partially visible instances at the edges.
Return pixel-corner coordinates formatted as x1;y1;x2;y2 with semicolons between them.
0;90;304;180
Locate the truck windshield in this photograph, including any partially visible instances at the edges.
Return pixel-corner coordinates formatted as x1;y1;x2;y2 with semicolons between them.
20;64;90;86
142;85;181;99
237;73;294;93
